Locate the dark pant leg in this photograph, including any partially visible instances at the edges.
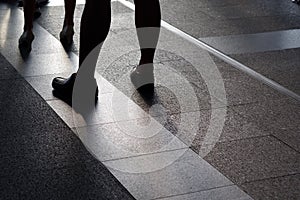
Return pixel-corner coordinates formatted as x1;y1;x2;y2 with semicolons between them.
79;0;111;75
63;0;76;27
23;0;35;31
134;0;161;65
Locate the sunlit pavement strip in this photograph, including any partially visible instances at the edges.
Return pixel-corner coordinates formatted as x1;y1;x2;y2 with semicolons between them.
0;4;253;200
199;29;300;54
45;0;117;6
46;0;85;6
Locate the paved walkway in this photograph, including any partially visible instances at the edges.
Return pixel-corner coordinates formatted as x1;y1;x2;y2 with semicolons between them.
0;0;299;199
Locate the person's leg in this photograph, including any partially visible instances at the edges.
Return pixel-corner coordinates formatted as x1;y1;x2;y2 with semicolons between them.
19;0;35;52
63;0;76;27
52;0;111;95
131;0;161;90
134;0;161;66
60;0;76;46
79;0;111;69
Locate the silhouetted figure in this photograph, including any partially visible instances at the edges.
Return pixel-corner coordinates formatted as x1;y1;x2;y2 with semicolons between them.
19;0;76;57
52;0;161;101
292;0;300;4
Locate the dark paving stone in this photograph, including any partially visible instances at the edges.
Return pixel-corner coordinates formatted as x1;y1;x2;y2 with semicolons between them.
0;157;135;200
0;58;135;200
161;2;214;26
0;79;66;135
161;0;300;38
221;75;287;106
182;14;300;38
231;48;300;95
200;1;300;20
209;54;248;80
232;98;300;152
210;14;300;37
201;136;300;185
240;174;300;200
207;55;289;105
156;59;215;87
0;53;22;80
163;106;270;148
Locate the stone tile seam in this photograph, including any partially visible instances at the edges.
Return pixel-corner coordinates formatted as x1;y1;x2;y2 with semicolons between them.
269;134;300;154
56;106;227;129
99;147;189;163
197;134;299;152
240;172;300;185
151;183;236;200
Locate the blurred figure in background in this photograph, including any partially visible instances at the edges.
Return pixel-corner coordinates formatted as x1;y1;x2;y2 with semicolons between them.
292;0;300;4
18;0;76;55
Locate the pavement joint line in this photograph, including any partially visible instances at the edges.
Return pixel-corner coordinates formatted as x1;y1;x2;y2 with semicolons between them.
74;135;189;163
117;0;300;102
152;184;236;200
46;100;229;130
100;147;189;163
240;172;300;185
269;134;300;154
206;135;273;145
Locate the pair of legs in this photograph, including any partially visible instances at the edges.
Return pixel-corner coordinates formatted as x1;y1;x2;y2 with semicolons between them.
19;0;76;53
52;0;161;95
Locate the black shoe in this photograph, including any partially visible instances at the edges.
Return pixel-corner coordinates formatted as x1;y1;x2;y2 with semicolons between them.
52;73;77;95
130;65;154;93
52;73;99;100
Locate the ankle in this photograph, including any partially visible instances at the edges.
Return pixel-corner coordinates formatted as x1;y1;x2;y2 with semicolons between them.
136;63;154;72
139;60;154;66
63;23;74;29
21;30;34;39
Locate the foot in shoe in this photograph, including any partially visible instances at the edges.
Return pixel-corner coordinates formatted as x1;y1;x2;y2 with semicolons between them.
52;73;77;95
130;63;154;91
52;73;98;100
59;25;74;46
18;31;34;53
